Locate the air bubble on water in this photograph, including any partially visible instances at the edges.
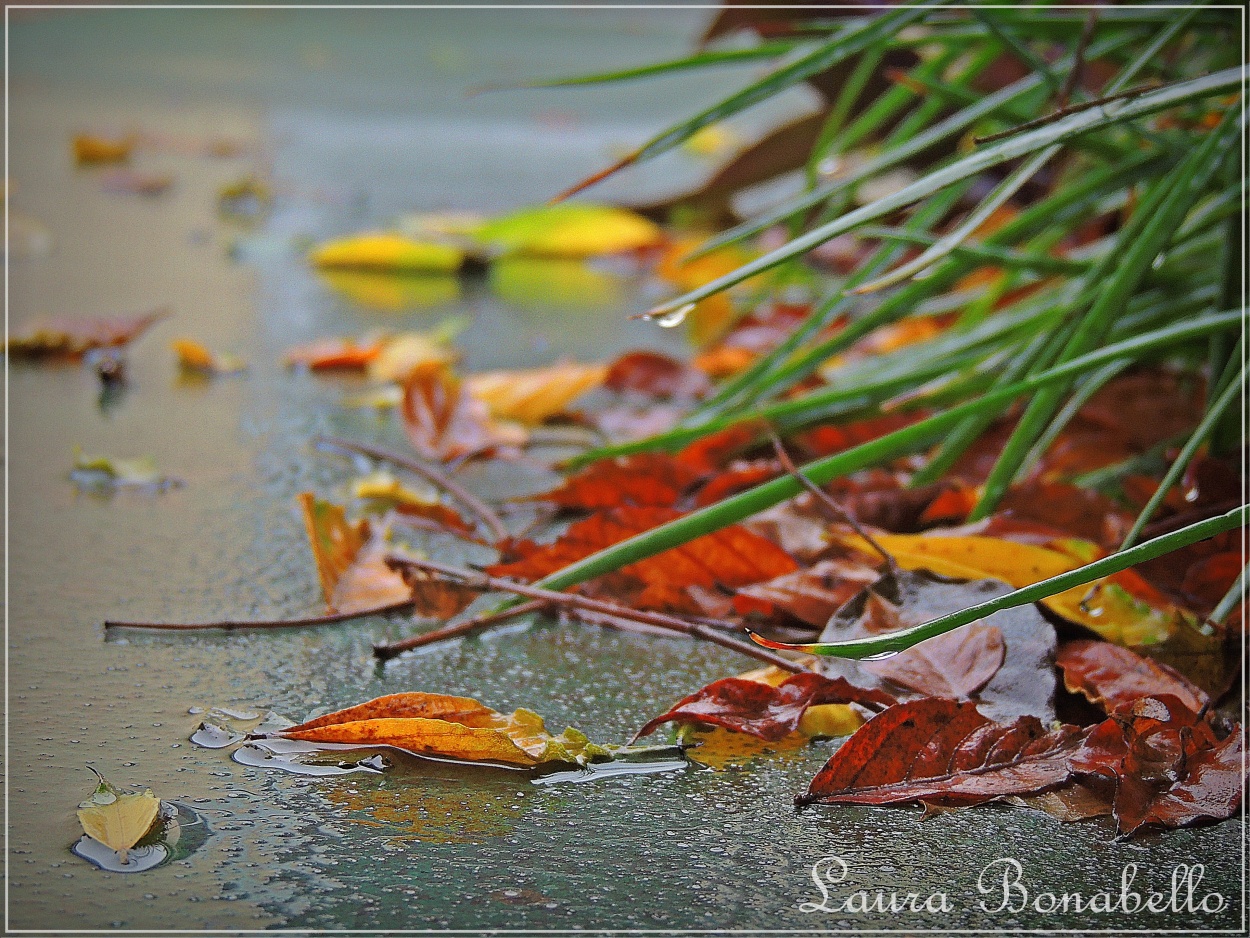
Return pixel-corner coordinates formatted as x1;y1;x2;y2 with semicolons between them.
646;303;694;328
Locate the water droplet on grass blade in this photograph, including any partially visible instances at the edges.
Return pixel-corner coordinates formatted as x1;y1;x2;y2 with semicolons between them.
645;303;694;328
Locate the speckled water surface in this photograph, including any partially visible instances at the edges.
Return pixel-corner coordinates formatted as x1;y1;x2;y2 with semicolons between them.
6;7;1243;933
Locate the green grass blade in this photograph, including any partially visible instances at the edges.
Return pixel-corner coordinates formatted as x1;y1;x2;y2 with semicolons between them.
856;226;1088;275
753;505;1247;660
642;67;1240;320
503;42;799;89
541;310;1240;590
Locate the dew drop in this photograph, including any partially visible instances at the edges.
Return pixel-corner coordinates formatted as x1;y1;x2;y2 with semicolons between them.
647;302;694;328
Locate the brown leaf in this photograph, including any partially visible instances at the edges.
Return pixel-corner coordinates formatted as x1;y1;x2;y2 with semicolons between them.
863;622;1006;700
733;559;879;627
1056;639;1210;716
635;672;896;743
7;309;166;358
535;454;699;511
604;350;710;400
390;559;478;620
400;362;524;462
489;505;797;614
800;698;1085;807
297;493;411;614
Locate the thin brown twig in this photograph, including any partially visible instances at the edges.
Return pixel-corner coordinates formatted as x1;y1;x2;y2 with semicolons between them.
768;431;898;571
314;435;509;542
1056;9;1098;109
373;600;547;660
105;600;414;631
383;556;808;673
973;81;1161;145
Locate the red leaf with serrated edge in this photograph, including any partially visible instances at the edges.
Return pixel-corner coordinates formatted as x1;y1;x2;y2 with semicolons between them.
604;350;710;400
863;622;1006;700
801;698;1085;807
534;454;699;511
1056;639;1209;716
635;672;896;742
489;505;797;614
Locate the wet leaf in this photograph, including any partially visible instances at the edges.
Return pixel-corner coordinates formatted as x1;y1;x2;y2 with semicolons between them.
1071;695;1242;834
465;361;608;425
1056;639;1209;716
278;692;610;767
604;350;710;400
310;232;465;273
366;330;461;383
297;493;411;614
76;772;161;862
352;471;475;537
490;505;797;614
734;559;879;627
318;270;461;312
801;698;1086;808
172;339;247;375
862;622;1006;700
71;449;179;492
816;568;1058;724
283;335;386;371
400;363;526;462
535;454;700;511
473;204;661;258
636;672;895;743
73;133;134;165
389;558;479;620
7;309;166;359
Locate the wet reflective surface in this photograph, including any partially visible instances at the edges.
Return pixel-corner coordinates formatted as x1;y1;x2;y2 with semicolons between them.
7;8;1243;932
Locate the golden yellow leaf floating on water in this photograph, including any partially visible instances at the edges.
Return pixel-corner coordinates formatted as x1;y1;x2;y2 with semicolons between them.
310;232;465;274
473;204;662;258
465;361;608;425
76;772;161;862
278;692;609;768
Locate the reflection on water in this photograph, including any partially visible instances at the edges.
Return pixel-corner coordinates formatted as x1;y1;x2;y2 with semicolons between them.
318;269;462;312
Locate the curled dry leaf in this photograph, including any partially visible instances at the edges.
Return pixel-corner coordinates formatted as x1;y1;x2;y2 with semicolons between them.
278;692;609;768
1056;639;1210;716
297;493;411;615
76;772;161;862
490;505;797;615
7;309;166;359
800;698;1086;808
400;363;526;463
862;622;1006;700
465;361;608;425
635;671;896;743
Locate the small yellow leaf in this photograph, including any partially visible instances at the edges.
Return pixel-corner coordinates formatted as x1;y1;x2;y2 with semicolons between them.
682;123;741;158
73;134;134;165
173;338;247;375
311;233;465;273
366;331;460;382
474;204;662;258
465;361;608;425
76;774;161;861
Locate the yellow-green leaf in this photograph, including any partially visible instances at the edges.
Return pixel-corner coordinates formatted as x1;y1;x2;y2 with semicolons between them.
474;204;662;258
76;773;161;862
310;232;465;273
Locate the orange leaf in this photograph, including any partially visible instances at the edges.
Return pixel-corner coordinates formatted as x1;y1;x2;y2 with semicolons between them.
400;363;525;462
297;493;410;614
464;361;607;425
283;337;385;371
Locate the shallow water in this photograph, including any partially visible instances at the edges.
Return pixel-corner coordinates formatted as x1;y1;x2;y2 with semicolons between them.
6;8;1243;932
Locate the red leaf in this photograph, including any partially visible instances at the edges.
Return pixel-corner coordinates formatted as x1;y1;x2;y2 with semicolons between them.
863;623;1006;700
1056;639;1210;716
635;672;897;742
604;350;709;399
673;424;763;475
1139;731;1244;831
535;454;699;511
693;460;780;507
801;698;1085;808
283;336;384;370
489;505;797;614
733;559;879;627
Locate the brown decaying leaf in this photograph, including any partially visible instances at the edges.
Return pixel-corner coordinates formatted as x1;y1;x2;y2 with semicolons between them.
604;350;710;400
635;672;897;743
400;362;525;463
863;622;1006;700
6;309;166;358
390;558;478;620
489;505;797;614
1056;639;1210;716
734;558;880;627
1071;695;1243;834
801;698;1086;808
297;493;411;615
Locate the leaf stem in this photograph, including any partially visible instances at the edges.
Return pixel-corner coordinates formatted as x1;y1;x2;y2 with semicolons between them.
104;601;413;632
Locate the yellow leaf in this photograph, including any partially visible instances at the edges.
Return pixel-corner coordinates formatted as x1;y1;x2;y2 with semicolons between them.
465;361;608;425
76;773;161;862
172;338;247;375
73;134;134;165
840;532;1183;645
297;493;411;614
474;204;662;258
734;666;863;739
682;123;741;158
311;233;465;273
681;725;807;770
351;471;437;509
366;331;460;382
279;692;609;768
